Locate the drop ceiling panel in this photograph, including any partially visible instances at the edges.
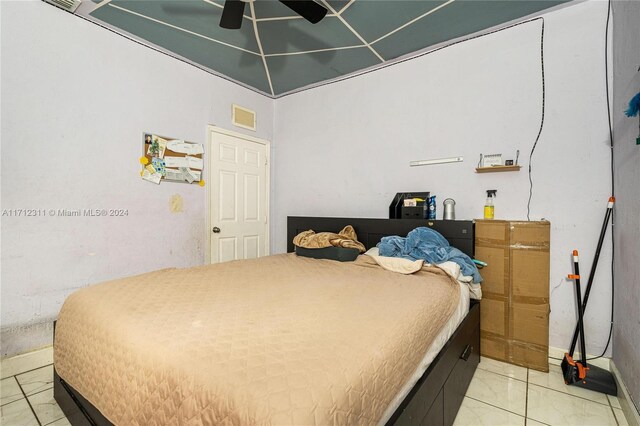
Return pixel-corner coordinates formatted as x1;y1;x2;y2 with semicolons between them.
108;0;260;53
91;4;272;93
257;16;362;55
374;0;568;61
341;0;448;44
266;47;380;94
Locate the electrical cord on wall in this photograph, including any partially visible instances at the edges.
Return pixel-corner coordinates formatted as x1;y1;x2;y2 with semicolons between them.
593;0;615;361
550;0;615;363
527;20;546;221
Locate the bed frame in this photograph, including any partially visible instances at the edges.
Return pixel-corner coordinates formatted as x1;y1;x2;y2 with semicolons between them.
54;217;480;426
288;217;480;426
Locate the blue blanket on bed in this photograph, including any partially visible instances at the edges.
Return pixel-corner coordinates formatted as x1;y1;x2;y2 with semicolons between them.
378;227;482;283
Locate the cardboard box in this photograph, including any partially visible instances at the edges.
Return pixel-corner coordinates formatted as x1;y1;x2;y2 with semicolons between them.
475;220;550;372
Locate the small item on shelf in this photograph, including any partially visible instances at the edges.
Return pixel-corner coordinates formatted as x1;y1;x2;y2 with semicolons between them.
481;153;502;167
427;195;437;219
476;150;520;172
443;198;456;220
389;192;430;219
484;190;497;219
401;197;429;219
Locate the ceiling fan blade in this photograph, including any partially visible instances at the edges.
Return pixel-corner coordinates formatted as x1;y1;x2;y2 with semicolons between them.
220;0;246;29
279;0;328;24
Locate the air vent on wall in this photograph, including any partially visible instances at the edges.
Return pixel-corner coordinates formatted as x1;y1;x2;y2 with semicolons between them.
43;0;81;13
232;104;256;131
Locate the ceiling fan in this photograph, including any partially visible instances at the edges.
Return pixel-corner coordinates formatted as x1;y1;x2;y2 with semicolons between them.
220;0;328;29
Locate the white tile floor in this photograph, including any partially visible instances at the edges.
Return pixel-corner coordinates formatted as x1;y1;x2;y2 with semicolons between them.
1;346;69;426
0;347;630;426
455;356;629;426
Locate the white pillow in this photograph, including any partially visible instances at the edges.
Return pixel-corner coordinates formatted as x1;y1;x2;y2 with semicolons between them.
364;247;424;274
364;247;380;257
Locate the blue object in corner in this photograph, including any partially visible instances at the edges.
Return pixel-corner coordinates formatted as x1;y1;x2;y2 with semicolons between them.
625;92;640;117
378;227;483;283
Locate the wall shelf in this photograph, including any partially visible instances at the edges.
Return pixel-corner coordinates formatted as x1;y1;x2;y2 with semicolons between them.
476;165;521;173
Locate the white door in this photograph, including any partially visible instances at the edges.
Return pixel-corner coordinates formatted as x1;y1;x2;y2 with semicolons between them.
209;128;269;263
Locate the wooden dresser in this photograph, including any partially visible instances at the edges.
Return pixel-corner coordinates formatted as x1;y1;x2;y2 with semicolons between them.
475;220;550;372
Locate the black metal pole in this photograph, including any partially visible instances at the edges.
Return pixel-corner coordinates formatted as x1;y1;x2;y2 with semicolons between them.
571;251;588;367
568;197;615;355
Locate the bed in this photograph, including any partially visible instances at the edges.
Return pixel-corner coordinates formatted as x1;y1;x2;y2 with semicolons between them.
54;217;480;426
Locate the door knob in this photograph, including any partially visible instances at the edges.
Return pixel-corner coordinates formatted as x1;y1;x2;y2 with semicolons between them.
212;227;221;233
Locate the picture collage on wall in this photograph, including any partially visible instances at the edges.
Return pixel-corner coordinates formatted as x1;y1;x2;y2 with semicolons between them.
140;133;205;186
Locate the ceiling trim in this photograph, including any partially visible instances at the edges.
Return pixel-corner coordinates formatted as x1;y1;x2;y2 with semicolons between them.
91;0;111;12
255;14;338;22
264;44;363;57
107;3;261;56
249;0;275;96
370;0;455;46
320;0;384;63
337;0;355;15
256;15;305;22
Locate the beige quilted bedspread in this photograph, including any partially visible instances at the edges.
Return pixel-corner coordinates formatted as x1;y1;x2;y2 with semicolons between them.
54;253;460;425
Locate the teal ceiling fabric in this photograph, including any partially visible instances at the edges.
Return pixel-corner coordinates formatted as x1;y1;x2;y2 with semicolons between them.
88;0;568;97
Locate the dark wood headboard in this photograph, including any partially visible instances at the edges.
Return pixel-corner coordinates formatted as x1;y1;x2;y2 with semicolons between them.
287;217;475;258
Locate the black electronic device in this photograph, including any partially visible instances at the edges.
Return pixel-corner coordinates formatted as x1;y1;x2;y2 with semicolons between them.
388;192;430;219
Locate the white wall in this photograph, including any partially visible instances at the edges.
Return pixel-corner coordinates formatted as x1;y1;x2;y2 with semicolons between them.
0;0;273;356
612;0;640;410
273;1;614;354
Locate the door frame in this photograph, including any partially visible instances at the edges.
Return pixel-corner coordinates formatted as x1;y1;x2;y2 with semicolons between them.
206;125;271;264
